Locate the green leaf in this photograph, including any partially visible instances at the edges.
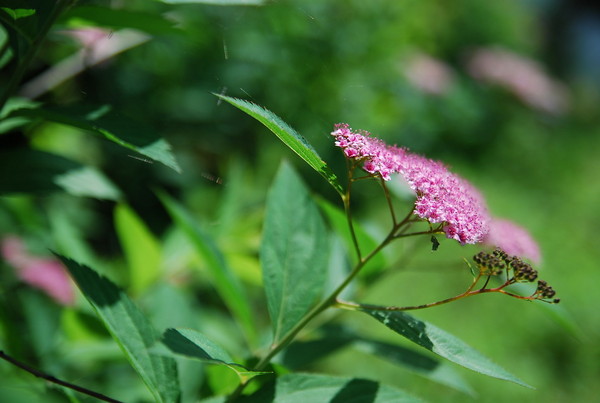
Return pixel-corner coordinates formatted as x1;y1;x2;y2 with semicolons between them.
0;8;35;20
280;324;473;396
157;0;265;5
360;308;532;388
0;98;39;134
8;105;181;172
272;373;421;402
215;94;343;195
54;166;122;200
56;255;180;403
155;328;268;383
353;339;475;396
261;162;329;343
318;197;385;280
114;203;162;295
157;191;257;346
158;328;234;363
61;6;182;36
0;148;121;199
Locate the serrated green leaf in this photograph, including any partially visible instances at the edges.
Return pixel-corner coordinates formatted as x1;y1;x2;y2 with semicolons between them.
360;308;532;388
56;255;180;403
261;162;329;343
273;373;421;402
158;328;235;363
155;328;268;384
353;339;475;396
157;191;257;346
280;324;473;396
114;203;162;295
8;105;181;172
318;197;385;280
215;94;343;195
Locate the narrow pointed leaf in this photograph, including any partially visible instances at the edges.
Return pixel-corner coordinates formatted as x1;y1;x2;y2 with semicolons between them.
157;191;257;346
215;94;343;195
155;328;268;383
261;162;329;343
353;339;475;396
280;325;473;396
8;105;181;172
56;255;180;403
360;308;532;388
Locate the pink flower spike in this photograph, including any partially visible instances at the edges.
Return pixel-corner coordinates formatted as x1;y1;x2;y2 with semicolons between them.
1;236;76;306
331;124;490;245
484;219;541;264
398;154;490;245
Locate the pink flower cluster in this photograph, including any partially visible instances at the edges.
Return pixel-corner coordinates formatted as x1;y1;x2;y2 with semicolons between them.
402;52;454;96
467;47;569;115
331;124;490;244
1;236;75;306
484;219;541;264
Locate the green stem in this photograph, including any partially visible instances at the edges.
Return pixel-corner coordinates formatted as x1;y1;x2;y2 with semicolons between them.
380;179;397;225
344;164;362;262
227;174;406;401
0;0;75;111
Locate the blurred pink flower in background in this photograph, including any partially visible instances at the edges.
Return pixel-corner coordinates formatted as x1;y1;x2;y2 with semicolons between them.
1;236;75;306
402;52;454;96
467;47;569;115
59;27;112;49
484;219;541;264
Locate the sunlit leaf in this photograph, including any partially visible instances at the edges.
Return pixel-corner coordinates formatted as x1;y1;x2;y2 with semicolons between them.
114;203;162;295
0;98;38;134
215;94;343;195
0;8;35;20
61;6;182;35
56;255;180;403
157;191;257;346
261;162;329;343
0;148;120;199
8;105;181;172
360;308;532;388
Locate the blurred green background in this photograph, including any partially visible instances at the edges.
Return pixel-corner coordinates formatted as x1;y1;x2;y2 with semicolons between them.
1;0;600;402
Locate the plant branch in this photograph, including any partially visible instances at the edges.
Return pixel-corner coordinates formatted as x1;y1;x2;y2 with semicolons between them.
334;279;524;312
0;350;123;403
